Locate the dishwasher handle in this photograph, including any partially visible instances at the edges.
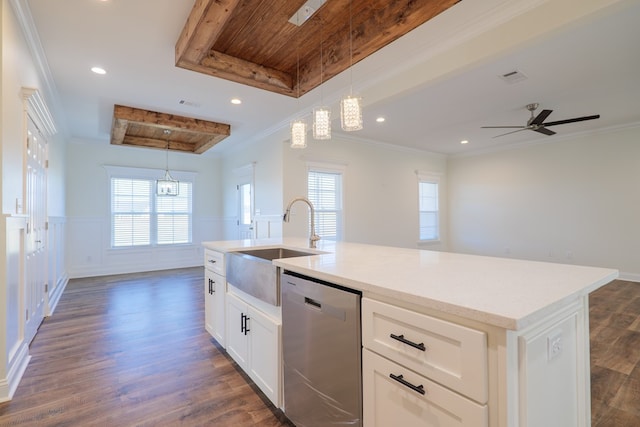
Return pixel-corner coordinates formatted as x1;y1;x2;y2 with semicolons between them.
304;297;322;309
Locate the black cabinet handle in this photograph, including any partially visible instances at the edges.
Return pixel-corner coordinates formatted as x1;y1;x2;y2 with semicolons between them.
210;278;215;293
390;333;426;351
244;315;250;335
389;373;425;395
240;313;245;333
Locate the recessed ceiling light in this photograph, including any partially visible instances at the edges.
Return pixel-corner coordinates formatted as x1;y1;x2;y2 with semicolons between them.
231;98;242;105
376;117;385;123
460;140;469;144
91;66;106;75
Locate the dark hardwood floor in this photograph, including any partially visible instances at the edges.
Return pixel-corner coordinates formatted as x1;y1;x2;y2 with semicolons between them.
0;268;638;426
0;267;292;427
589;279;640;426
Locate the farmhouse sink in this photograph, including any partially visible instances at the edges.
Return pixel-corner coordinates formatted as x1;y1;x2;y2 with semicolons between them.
226;247;319;306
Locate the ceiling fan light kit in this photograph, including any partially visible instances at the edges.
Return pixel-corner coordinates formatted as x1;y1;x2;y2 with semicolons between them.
482;102;600;138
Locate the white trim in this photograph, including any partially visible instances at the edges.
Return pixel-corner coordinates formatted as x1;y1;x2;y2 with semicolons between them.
619;272;640;283
306;160;347;174
416;170;443;182
103;164;197;181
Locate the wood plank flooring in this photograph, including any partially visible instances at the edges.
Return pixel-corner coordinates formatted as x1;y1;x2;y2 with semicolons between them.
0;268;638;426
589;279;640;426
0;267;292;427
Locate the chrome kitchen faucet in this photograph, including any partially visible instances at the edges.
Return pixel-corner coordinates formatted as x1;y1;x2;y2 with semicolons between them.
283;197;321;248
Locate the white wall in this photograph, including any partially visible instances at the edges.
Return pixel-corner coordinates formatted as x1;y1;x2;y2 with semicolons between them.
282;133;448;249
65;141;223;277
448;125;640;280
220;133;284;240
1;0;58;400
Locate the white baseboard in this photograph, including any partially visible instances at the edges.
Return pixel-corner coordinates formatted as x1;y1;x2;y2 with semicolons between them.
0;343;30;402
618;272;640;283
48;272;69;315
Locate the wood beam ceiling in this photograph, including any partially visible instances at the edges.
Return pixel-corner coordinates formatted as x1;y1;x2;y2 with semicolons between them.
110;105;231;154
175;0;461;97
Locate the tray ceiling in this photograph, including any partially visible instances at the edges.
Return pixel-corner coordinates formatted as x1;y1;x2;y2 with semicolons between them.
175;0;460;97
110;105;231;154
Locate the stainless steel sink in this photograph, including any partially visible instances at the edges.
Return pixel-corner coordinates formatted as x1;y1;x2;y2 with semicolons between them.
226;247;318;306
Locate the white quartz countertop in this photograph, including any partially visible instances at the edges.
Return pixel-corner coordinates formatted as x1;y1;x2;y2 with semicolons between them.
202;238;618;330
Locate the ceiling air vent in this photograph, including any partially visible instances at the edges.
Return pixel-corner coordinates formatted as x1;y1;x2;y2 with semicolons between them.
288;0;326;26
178;99;201;108
499;70;528;84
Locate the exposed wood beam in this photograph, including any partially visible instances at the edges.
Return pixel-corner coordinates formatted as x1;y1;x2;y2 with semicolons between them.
175;0;242;64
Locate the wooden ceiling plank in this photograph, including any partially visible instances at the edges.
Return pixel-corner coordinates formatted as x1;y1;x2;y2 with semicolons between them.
111;117;128;145
175;0;243;65
193;135;227;154
113;105;230;136
122;135;195;153
201;50;295;95
175;0;460;98
215;0;304;65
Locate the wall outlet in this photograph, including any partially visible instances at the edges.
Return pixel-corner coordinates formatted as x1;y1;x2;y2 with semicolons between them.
547;331;563;361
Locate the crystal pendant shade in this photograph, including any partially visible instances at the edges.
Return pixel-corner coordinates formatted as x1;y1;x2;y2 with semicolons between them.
340;95;363;131
313;107;331;140
290;119;307;148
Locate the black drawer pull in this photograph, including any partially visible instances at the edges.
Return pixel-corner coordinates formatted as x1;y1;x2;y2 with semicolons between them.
389;373;425;395
390;333;426;351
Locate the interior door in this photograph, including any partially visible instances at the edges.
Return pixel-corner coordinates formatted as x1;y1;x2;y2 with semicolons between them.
24;118;47;344
237;181;254;239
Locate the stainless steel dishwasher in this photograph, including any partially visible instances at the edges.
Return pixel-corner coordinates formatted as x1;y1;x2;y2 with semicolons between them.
281;270;362;427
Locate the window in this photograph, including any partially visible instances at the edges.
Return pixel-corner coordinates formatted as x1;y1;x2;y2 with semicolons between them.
107;166;194;248
418;172;440;241
308;165;344;241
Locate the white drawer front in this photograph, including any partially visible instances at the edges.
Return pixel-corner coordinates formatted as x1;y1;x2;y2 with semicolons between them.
204;249;224;275
363;349;488;427
362;298;487;403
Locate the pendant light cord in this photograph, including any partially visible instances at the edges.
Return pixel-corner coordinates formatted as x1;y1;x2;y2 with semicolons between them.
348;0;353;96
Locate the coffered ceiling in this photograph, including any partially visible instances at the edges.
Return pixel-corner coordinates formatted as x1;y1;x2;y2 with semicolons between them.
18;0;640;156
176;0;459;97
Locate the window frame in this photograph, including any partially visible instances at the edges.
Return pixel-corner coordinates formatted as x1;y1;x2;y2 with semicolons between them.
306;161;346;242
417;171;441;243
104;165;196;249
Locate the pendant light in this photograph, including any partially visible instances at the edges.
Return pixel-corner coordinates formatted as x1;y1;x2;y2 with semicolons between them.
340;0;362;132
290;31;307;148
156;129;179;196
313;13;331;140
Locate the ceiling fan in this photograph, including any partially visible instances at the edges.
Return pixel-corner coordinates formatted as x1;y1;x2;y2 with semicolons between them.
482;103;600;138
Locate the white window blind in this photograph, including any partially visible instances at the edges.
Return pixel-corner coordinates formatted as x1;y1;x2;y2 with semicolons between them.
111;177;192;247
418;180;439;241
308;169;343;241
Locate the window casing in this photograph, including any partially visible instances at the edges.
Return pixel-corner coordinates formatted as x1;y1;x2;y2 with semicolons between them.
106;166;194;248
418;172;440;241
307;163;345;241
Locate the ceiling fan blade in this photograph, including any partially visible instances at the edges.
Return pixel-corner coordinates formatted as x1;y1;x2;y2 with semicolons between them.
492;128;530;138
543;114;600;127
481;126;526;129
530;109;553;125
533;126;556;136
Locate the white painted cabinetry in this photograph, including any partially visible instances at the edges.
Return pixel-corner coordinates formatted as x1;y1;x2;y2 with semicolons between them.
204;249;226;346
225;292;281;407
362;297;488;426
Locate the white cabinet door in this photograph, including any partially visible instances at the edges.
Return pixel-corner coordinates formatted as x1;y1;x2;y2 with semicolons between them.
225;293;249;369
363;349;488;427
212;273;226;346
205;269;226;346
247;305;281;407
204;270;215;337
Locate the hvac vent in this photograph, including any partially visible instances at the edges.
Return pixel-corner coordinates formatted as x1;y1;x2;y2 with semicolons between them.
288;0;326;26
179;99;201;108
499;70;528;84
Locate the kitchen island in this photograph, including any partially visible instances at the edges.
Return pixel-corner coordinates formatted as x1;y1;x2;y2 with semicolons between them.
202;238;617;427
